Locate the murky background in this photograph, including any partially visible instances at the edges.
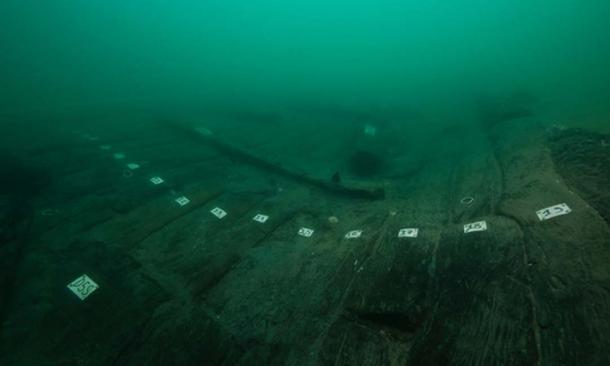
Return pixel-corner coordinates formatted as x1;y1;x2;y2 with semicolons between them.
2;1;609;133
1;2;610;365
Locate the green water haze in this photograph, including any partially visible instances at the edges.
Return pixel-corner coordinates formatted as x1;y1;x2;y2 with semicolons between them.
1;1;609;130
1;2;610;365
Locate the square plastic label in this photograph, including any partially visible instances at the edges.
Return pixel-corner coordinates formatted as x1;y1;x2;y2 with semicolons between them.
398;228;419;238
210;207;227;219
345;230;363;239
298;227;314;237
195;127;213;136
175;196;190;207
82;134;99;141
150;176;165;185
67;274;99;301
253;214;269;223
464;221;487;234
113;152;126;160
126;163;140;170
536;203;571;221
364;124;377;136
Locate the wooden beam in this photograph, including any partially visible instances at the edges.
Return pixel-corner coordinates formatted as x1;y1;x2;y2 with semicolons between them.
161;121;386;200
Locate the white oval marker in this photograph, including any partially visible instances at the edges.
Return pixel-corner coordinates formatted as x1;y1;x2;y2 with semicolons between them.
460;196;474;205
210;207;227;219
398;228;418;238
175;196;190;207
126;163;140;170
536;203;571;221
67;274;99;301
113;152;126;160
345;230;363;239
150;176;165;185
253;214;269;223
99;144;112;150
464;221;487;234
298;227;314;237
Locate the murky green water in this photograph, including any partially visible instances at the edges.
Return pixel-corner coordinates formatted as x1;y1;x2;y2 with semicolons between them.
2;1;610;130
1;2;609;365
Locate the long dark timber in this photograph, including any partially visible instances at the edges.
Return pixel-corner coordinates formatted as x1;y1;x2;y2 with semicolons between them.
161;121;385;200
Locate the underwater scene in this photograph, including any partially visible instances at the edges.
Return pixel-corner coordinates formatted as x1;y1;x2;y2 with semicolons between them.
1;1;609;365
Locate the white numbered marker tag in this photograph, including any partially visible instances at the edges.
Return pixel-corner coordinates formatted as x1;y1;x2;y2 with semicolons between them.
364;124;377;136
253;214;269;223
99;144;112;150
175;196;190;207
345;230;363;239
398;228;419;238
150;176;165;185
126;163;140;170
82;134;99;141
298;227;314;237
536;203;571;221
113;152;126;160
210;207;227;219
195;127;213;136
67;274;99;301
464;221;487;234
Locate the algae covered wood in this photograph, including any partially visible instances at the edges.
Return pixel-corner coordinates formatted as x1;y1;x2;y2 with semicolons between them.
1;117;610;366
161;121;386;200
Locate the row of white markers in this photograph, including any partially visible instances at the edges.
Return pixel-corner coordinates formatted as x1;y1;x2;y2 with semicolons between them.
173;200;571;237
65;132;574;301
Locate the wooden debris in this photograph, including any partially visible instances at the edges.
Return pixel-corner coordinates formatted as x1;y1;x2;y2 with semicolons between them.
161;121;386;200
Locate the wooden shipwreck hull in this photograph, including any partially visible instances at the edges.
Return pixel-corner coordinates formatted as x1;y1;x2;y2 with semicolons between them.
0;116;609;365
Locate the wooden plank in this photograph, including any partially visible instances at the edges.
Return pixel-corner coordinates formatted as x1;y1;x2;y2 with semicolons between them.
161;121;386;200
